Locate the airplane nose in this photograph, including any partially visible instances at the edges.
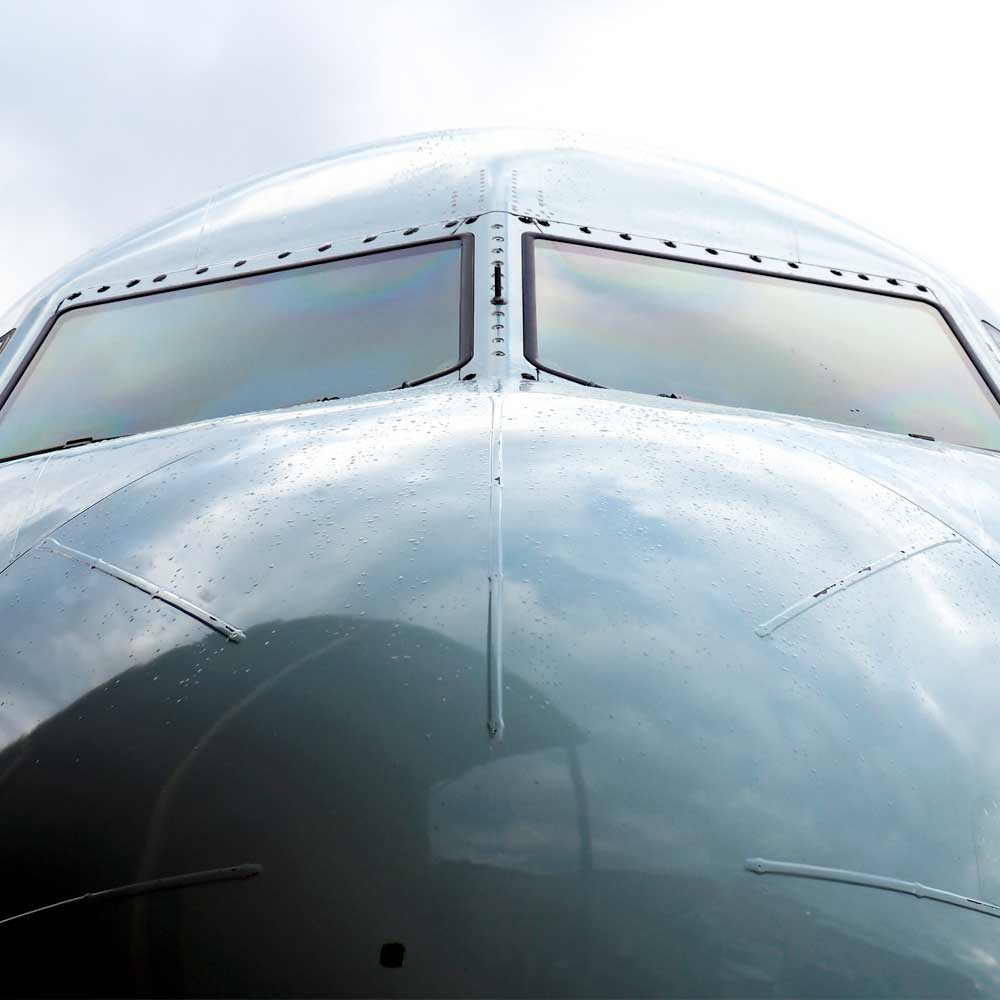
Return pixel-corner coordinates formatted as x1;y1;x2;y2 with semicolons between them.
1;384;999;996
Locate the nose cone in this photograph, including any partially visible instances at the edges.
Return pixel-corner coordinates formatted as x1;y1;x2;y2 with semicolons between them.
1;383;999;996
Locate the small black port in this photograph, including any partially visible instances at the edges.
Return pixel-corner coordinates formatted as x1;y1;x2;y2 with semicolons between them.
380;943;405;968
491;262;505;305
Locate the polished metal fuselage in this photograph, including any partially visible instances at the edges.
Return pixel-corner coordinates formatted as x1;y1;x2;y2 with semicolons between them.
1;130;999;996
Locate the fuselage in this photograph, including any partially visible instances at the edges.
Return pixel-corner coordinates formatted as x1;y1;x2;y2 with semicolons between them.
2;129;1000;997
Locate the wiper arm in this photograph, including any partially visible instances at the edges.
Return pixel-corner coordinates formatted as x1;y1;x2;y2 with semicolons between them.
0;434;124;465
62;436;116;448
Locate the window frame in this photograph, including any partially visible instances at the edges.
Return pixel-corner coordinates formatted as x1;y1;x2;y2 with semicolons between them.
0;234;475;432
521;232;1000;416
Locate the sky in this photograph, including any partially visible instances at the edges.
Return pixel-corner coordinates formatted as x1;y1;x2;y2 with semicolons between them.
2;0;998;314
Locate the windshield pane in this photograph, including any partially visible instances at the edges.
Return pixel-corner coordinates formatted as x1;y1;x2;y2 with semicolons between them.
0;241;465;461
531;240;1000;450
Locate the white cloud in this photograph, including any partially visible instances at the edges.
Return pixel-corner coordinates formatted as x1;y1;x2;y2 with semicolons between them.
2;0;998;312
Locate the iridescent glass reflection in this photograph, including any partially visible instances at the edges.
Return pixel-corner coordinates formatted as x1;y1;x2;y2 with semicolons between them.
0;241;464;460
532;240;1000;450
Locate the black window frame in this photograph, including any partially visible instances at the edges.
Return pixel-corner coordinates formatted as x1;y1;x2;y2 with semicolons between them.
0;234;475;428
522;232;1000;415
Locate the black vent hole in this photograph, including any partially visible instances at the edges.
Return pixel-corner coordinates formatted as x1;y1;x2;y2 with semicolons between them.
380;942;405;968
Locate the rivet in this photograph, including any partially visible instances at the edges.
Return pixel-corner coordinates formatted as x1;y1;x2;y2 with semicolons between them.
277;253;290;260
493;350;506;356
403;229;418;236
580;226;592;234
363;236;377;243
67;291;81;300
153;274;167;282
318;244;331;252
126;279;140;288
491;223;503;229
917;284;928;293
537;220;550;227
465;216;479;224
492;236;504;242
196;267;209;274
664;241;677;248
519;216;534;224
705;248;719;255
830;269;843;276
619;233;632;241
491;248;503;254
887;278;900;286
234;260;246;268
750;255;762;263
97;285;110;293
788;262;799;269
858;273;869;281
445;220;459;228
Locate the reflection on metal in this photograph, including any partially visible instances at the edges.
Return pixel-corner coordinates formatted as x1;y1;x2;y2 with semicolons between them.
567;744;594;971
746;857;1000;920
43;538;245;642
129;629;359;982
487;393;505;739
754;534;960;637
2;446;198;576
0;863;261;928
8;452;51;564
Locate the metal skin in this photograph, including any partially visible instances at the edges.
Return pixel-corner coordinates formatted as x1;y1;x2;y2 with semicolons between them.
2;130;1000;996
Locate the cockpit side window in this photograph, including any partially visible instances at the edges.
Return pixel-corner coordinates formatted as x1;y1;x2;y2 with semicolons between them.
525;237;1000;451
0;239;471;463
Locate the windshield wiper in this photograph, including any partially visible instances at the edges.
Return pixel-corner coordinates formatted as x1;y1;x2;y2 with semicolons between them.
0;434;124;465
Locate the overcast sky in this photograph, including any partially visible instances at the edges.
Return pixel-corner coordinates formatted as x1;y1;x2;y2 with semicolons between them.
3;0;997;314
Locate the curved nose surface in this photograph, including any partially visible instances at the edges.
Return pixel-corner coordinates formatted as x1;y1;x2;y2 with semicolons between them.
1;383;999;996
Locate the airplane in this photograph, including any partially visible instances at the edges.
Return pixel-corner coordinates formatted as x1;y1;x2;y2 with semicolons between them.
1;127;999;996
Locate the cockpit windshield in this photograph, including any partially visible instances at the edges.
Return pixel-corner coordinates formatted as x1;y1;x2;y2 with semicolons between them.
527;239;1000;451
0;240;468;463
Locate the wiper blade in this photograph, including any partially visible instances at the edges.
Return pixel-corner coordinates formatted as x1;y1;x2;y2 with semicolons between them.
62;436;115;448
0;434;124;465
